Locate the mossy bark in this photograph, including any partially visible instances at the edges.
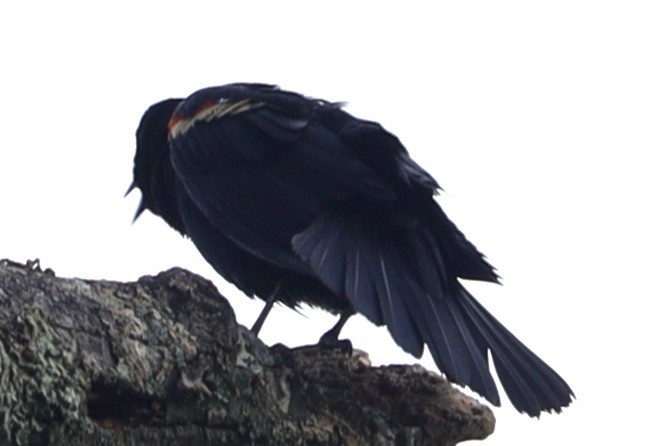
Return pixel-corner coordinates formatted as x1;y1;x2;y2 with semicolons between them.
0;259;494;446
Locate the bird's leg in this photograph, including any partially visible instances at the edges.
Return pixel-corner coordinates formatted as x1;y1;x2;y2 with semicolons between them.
318;307;355;346
251;283;280;335
290;308;355;356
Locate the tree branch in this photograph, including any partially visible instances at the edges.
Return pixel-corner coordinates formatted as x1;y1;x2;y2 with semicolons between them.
0;259;494;445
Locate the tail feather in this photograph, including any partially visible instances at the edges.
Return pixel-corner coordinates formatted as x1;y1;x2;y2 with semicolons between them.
293;212;573;416
408;288;501;405
456;287;574;415
402;227;500;402
293;215;424;356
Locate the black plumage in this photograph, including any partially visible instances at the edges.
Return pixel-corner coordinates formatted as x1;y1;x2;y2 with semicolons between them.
130;83;573;416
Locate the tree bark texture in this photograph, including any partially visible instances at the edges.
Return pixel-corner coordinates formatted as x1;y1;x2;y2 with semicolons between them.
0;259;494;445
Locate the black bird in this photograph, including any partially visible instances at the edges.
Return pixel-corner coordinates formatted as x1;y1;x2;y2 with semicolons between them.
129;83;573;416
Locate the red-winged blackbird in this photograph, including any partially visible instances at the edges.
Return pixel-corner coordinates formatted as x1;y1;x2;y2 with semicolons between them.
130;83;573;416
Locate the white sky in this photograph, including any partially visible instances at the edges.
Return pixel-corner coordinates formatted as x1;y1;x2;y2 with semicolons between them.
1;1;667;444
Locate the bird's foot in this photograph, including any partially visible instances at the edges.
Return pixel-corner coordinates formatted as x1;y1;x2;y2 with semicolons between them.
317;336;353;356
290;338;353;357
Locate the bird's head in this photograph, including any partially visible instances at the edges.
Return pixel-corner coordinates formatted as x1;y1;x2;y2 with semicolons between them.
127;98;187;233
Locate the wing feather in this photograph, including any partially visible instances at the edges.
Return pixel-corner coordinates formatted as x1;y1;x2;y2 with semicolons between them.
169;88;395;276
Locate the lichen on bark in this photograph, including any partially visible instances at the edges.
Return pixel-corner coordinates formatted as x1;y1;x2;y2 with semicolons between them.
0;259;494;445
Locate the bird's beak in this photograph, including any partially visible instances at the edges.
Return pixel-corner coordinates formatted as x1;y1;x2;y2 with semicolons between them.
125;180;146;222
124;180;137;197
132;198;146;223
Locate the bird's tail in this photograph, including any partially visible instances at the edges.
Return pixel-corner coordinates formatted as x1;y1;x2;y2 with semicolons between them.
410;281;574;416
293;211;573;416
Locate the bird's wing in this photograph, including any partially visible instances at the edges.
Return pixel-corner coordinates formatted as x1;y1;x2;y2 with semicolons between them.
168;85;396;275
333;116;498;283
